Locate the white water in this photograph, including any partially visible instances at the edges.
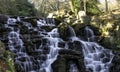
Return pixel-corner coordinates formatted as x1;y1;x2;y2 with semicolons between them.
69;61;79;72
7;18;34;72
70;27;114;72
85;26;95;41
5;17;114;72
6;17;62;72
39;28;62;72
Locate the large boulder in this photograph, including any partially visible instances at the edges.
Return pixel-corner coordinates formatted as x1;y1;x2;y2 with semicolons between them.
52;49;86;72
52;40;86;72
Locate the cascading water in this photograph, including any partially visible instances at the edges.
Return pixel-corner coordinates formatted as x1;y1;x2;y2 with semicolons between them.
85;26;95;41
68;61;79;72
70;27;114;72
2;16;114;72
39;28;62;72
5;17;62;72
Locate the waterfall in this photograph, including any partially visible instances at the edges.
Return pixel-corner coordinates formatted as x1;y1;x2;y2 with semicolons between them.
5;17;62;72
2;17;114;72
70;26;114;72
68;26;76;37
40;28;62;72
85;26;95;41
68;61;79;72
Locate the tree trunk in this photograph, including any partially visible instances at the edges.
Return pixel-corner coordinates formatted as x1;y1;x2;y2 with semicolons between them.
83;0;86;13
69;0;75;13
105;0;108;12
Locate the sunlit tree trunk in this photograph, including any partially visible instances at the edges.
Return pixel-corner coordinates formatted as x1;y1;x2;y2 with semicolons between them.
69;0;75;13
84;0;86;13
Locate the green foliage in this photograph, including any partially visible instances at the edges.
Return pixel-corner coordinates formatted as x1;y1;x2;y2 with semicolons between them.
86;0;101;15
0;0;36;16
72;0;80;12
15;0;36;16
114;39;120;48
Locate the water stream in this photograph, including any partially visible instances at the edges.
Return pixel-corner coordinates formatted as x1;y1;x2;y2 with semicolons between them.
4;17;114;72
70;27;114;72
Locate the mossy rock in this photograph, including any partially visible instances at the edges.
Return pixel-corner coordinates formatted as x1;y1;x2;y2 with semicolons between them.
22;18;37;27
58;23;69;40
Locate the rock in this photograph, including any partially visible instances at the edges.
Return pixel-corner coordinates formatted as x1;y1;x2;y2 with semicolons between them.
59;49;82;56
110;51;120;72
20;25;29;34
40;26;55;32
52;57;67;72
0;14;8;24
52;50;86;72
58;41;65;48
98;53;105;58
21;17;36;26
67;41;82;51
102;57;110;63
58;24;78;40
95;65;101;71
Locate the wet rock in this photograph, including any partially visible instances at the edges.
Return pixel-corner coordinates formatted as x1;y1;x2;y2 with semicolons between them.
41;38;50;46
98;53;105;58
0;15;8;24
56;49;86;72
102;57;110;63
15;56;29;62
52;57;67;72
58;41;66;48
68;41;82;51
40;26;55;32
20;25;29;34
58;23;73;40
95;65;101;71
39;54;47;60
22;18;37;27
110;51;120;72
59;49;82;56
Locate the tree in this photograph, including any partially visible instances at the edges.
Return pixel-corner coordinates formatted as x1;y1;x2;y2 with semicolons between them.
84;0;87;13
116;0;120;8
69;0;75;13
69;0;101;15
86;0;101;15
0;0;36;16
15;0;36;16
105;0;108;12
